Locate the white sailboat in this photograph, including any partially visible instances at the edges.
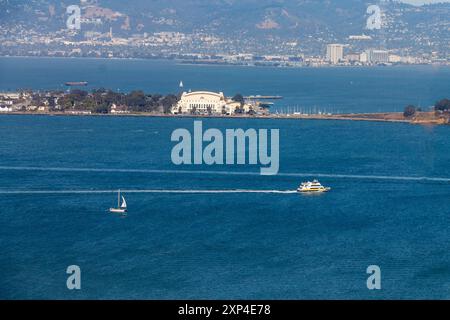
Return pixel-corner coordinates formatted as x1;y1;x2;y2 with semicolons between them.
109;190;127;214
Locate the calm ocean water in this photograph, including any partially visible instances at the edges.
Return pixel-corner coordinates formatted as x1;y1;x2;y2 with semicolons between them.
1;57;450;113
0;58;450;299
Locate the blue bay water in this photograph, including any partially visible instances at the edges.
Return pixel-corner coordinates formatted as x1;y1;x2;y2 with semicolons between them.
0;58;450;299
1;57;450;113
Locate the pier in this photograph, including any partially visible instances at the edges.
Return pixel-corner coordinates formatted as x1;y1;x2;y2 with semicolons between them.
244;95;283;100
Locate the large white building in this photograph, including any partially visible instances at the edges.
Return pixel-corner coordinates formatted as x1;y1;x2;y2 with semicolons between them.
172;91;227;114
326;44;344;64
366;49;389;64
172;90;272;115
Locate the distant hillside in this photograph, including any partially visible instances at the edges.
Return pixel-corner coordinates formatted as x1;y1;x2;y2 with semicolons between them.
1;0;449;53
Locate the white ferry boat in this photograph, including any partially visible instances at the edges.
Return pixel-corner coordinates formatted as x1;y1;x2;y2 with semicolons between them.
297;180;331;193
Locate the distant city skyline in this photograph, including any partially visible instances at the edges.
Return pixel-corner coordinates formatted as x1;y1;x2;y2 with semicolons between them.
0;0;448;62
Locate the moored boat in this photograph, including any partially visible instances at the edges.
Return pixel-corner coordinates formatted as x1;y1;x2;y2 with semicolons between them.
65;81;88;86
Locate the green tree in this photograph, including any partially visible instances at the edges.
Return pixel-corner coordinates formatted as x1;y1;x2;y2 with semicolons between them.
58;95;74;110
125;91;147;112
435;99;450;112
160;94;178;113
232;93;245;106
92;103;109;114
403;105;417;118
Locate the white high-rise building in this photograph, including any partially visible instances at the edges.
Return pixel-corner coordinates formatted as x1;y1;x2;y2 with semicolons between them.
326;44;344;64
360;52;369;63
366;49;389;64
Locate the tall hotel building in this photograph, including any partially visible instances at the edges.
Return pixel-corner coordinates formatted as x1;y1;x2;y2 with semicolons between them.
326;44;344;64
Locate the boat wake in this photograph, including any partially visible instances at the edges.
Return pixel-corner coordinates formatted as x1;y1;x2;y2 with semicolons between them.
0;166;450;183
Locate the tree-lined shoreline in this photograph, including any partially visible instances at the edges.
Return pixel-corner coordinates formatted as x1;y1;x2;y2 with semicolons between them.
0;89;449;125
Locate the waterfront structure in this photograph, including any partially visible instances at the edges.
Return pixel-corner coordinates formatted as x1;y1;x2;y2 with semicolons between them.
0;99;14;106
171;90;268;115
389;54;402;63
111;104;130;114
326;44;344;64
224;101;242;115
345;53;361;63
0;106;12;112
366;49;389;64
37;106;49;112
172;91;227;114
360;52;369;63
1;93;19;99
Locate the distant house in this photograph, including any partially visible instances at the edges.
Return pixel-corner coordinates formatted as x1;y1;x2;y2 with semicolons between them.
0;93;20;100
26;105;38;111
38;106;49;112
224;101;241;115
110;104;130;114
0;105;12;112
0;99;14;106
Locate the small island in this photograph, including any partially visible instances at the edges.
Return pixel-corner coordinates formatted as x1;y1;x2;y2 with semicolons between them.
0;89;449;125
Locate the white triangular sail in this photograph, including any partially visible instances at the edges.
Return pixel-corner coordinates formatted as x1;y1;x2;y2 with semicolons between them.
121;196;127;209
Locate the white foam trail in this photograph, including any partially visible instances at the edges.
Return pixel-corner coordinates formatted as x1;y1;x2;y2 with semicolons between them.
0;166;449;183
0;189;298;195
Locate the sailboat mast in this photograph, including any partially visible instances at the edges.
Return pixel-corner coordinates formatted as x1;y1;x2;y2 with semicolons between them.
118;189;120;208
